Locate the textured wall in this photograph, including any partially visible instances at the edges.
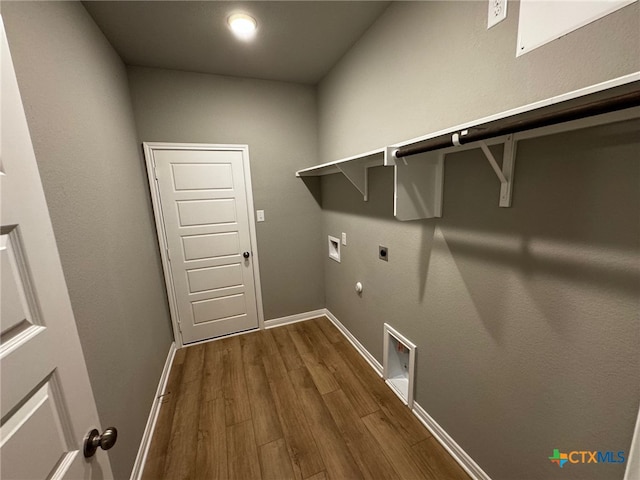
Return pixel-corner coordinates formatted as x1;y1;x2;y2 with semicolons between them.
3;3;174;478
318;0;639;162
318;2;639;479
127;66;324;320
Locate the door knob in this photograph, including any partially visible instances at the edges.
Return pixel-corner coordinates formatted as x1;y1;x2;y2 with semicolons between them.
84;427;118;458
243;251;250;259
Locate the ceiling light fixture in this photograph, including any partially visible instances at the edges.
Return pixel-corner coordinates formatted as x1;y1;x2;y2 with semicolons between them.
228;13;257;41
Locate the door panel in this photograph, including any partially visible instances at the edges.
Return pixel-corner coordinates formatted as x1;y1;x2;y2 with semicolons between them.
0;18;112;479
177;199;237;226
172;163;233;190
149;146;259;344
192;293;247;323
187;264;243;293
1;380;74;480
182;232;239;260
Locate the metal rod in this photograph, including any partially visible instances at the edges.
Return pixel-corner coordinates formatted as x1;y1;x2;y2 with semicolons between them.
395;89;640;159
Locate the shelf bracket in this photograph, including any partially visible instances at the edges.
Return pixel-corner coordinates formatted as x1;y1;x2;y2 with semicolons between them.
385;147;444;220
336;157;379;201
478;135;517;207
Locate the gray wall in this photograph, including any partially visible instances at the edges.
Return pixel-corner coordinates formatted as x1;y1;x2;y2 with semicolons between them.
3;3;173;478
127;66;325;320
317;2;639;480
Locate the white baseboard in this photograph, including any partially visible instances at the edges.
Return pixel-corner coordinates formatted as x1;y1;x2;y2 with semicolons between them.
323;309;383;377
324;309;490;480
264;309;327;329
129;342;177;480
624;404;640;480
412;402;491;480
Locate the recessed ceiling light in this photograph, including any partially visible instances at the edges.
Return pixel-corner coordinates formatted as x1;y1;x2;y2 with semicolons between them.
228;13;257;41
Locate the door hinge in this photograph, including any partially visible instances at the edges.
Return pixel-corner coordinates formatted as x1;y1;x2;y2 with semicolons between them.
165;247;171;261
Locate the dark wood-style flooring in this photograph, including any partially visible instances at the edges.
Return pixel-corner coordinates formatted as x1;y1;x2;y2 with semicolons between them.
141;317;470;479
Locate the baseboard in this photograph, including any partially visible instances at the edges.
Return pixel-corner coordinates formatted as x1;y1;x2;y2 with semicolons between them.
324;309;489;480
412;402;491;480
624;404;640;480
323;309;383;377
264;309;327;329
129;341;177;480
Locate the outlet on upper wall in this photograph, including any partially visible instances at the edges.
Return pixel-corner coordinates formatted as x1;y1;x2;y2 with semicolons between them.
487;0;507;29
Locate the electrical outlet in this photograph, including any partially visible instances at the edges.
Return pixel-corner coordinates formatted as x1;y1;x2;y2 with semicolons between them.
487;0;507;29
341;232;347;246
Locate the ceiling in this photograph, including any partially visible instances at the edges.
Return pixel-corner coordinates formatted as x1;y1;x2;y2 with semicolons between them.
83;1;391;85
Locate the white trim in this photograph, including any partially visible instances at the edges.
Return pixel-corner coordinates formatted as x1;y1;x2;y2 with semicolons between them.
412;402;492;480
390;72;640;149
624;403;640;480
182;327;260;348
324;310;490;480
323;309;383;377
142;142;264;347
130;342;177;480
296;147;385;177
264;309;327;329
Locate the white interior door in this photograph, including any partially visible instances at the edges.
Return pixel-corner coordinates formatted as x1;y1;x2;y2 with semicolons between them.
0;17;113;480
145;143;261;345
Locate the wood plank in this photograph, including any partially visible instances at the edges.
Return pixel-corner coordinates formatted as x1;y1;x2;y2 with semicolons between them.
141;360;184;480
361;410;430;480
288;368;363;480
305;471;327;480
195;345;227;479
271;324;304;371
241;333;283;446
322;389;398;480
299;321;378;417
201;342;225;403
227;419;262;480
262;354;324;480
261;328;280;356
261;348;290;382
334;340;429;444
315;316;343;344
173;346;187;365
179;343;205;385
287;324;339;395
162;345;205;480
259;437;296;480
194;398;227;480
223;335;252;426
143;320;467;480
412;437;472;480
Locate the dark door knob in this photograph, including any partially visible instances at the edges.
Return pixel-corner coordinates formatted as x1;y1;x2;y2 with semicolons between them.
84;427;118;458
243;251;250;259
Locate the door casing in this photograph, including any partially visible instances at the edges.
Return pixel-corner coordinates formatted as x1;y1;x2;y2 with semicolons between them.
143;142;264;347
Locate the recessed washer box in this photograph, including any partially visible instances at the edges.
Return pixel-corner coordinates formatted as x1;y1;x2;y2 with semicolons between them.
328;235;341;263
383;323;416;408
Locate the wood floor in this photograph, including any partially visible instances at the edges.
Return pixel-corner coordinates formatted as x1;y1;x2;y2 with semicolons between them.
141;317;470;480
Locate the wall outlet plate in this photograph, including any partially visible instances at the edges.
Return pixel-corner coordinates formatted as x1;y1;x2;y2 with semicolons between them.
487;0;507;28
341;232;347;246
379;245;388;261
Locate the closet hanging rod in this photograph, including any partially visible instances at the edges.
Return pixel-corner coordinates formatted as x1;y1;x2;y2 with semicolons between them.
394;89;640;159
